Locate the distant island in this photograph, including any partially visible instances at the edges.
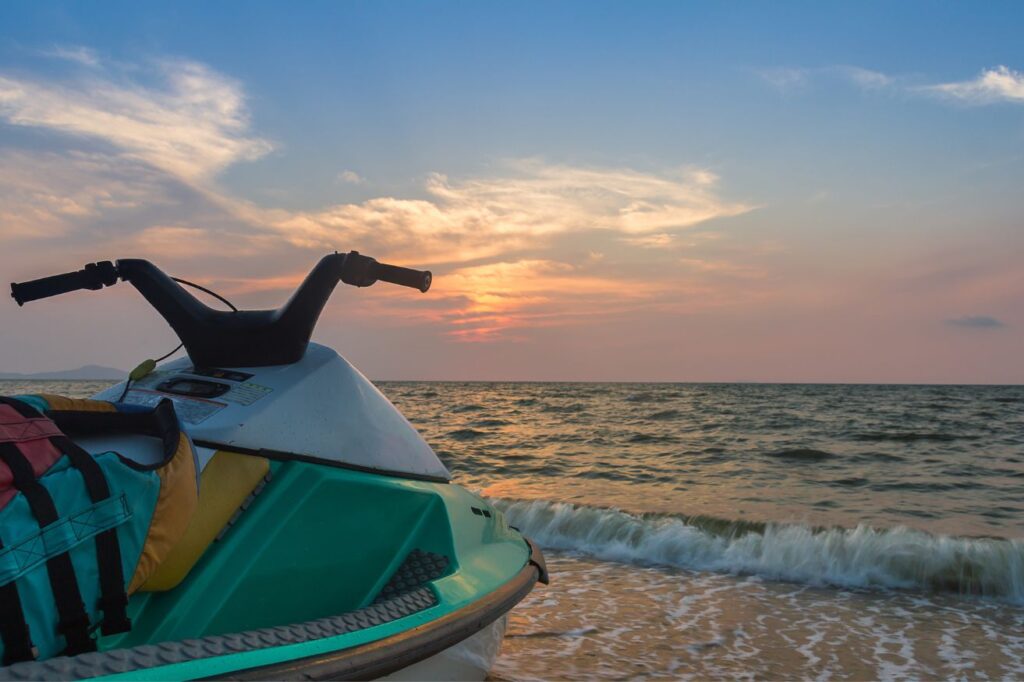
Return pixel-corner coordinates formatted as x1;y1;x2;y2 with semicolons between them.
0;365;126;380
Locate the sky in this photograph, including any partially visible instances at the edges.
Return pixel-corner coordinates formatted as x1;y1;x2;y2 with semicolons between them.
0;1;1022;382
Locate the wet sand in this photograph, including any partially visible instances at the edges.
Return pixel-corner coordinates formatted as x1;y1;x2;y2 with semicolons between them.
494;553;1024;680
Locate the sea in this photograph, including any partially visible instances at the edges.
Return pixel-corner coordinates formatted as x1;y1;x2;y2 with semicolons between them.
4;379;1023;680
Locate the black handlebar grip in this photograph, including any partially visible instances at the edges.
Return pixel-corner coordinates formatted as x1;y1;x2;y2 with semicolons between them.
374;262;432;293
10;261;119;306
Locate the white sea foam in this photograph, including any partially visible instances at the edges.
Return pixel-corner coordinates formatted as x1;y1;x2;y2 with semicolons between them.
493;498;1024;602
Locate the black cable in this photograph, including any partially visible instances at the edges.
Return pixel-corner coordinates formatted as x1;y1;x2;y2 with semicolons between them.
154;342;184;364
117;278;235;403
171;277;238;312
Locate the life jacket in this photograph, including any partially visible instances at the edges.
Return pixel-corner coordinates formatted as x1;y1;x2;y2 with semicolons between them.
0;395;198;665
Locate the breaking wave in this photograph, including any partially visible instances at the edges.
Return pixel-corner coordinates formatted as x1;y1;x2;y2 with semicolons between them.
493;498;1024;603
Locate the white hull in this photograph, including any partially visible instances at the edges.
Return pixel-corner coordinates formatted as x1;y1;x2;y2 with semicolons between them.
383;616;508;681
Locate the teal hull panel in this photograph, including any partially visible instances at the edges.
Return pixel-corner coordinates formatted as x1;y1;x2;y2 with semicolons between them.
94;459;530;679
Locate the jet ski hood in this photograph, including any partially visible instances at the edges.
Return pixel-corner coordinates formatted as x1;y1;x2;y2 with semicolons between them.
93;343;450;481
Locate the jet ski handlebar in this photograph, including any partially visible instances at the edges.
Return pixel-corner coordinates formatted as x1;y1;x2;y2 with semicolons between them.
9;261;120;306
10;252;432;367
338;253;432;293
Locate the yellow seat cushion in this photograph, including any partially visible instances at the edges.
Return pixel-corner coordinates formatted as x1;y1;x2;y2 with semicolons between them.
140;450;269;592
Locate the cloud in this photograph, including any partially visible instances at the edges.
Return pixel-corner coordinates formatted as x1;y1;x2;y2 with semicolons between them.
337;170;364;184
926;66;1024;105
758;65;892;91
758;67;810;91
623;233;674;248
0;50;756;343
945;315;1006;329
206;256;677;342
114;224;284;261
418;259;670;341
0;57;271;182
0;149;172;239
679;257;764;279
834;66;893;89
276;160;752;264
39;46;100;67
762;63;1024;107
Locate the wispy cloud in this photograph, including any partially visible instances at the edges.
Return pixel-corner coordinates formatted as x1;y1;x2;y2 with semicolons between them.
38;46;100;67
834;66;893;89
0;57;271;182
276;161;752;264
623;233;674;249
414;259;670;341
679;257;764;279
762;63;1024;107
183;158;755;340
0;49;756;343
758;65;892;91
758;67;810;91
925;66;1024;104
946;315;1006;329
0;150;171;239
337;170;364;184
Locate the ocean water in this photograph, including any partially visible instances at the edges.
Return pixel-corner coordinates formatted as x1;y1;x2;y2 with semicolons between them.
5;380;1023;679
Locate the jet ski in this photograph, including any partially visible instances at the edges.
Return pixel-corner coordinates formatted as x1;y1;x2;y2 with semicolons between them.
1;252;547;680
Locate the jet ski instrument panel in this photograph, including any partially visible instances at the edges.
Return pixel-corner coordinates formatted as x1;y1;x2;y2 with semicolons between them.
155;377;231;400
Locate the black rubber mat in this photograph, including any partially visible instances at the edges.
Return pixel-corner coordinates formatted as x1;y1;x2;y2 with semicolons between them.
374;548;450;603
0;587;437;680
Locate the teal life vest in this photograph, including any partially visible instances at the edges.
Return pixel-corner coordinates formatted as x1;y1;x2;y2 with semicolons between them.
0;396;198;664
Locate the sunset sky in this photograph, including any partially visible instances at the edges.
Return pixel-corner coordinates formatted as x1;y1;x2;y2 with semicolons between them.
1;2;1022;382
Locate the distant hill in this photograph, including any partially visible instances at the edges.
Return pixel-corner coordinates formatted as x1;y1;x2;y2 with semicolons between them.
0;365;126;380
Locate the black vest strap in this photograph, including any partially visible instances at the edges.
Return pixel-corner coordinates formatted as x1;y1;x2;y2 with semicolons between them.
0;396;44;419
0;397;45;662
52;434;130;635
0;397;132;636
0;537;36;665
47;399;182;464
0;442;96;656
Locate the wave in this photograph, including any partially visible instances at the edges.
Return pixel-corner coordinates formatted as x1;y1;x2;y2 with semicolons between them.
471;418;512;427
492;498;1024;603
645;409;682;421
766;448;834;461
852;451;905;463
829;476;869;487
627;432;679;444
851;432;968;443
447;428;489;441
540;402;589;414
